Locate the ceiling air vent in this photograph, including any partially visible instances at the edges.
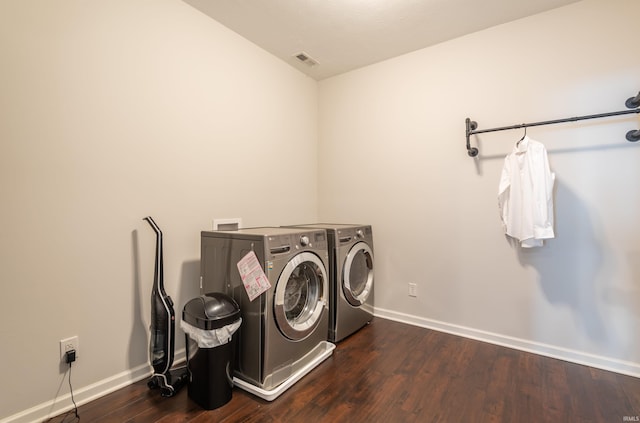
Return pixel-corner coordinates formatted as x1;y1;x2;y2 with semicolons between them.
293;51;318;67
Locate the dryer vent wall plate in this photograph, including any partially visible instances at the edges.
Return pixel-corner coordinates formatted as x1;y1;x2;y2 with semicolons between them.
213;218;242;231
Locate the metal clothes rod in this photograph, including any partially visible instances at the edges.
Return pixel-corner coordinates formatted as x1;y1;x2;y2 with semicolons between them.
465;91;640;157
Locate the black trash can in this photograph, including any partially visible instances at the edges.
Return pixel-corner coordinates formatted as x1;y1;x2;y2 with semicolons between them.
181;293;241;410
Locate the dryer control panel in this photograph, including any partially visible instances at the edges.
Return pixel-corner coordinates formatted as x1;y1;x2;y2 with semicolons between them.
266;230;327;256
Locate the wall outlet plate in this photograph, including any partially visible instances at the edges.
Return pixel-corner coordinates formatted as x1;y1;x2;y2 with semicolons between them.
60;336;79;360
408;283;417;297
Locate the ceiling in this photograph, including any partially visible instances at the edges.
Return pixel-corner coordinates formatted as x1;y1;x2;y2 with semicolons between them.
183;0;580;81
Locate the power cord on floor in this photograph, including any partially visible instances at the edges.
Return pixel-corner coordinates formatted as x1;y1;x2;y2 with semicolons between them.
44;350;80;423
66;360;80;422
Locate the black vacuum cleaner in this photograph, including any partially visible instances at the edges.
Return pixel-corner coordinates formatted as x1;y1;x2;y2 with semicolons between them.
143;216;188;397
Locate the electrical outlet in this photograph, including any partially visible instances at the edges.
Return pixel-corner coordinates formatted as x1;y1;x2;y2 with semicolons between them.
60;336;79;360
408;283;417;297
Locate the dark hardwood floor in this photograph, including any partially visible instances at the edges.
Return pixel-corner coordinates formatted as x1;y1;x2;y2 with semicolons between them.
50;318;640;422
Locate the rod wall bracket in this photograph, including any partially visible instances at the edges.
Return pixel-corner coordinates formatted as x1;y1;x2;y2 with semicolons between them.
625;91;640;109
465;118;479;157
626;130;640;142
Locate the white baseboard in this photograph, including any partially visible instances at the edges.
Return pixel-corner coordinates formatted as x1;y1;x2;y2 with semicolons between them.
1;349;186;423
374;307;640;379
5;313;639;423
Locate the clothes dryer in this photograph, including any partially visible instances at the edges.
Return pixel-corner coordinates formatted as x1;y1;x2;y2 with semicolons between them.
200;227;333;399
285;224;374;342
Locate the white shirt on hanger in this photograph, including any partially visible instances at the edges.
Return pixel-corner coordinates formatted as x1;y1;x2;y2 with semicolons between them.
498;136;555;248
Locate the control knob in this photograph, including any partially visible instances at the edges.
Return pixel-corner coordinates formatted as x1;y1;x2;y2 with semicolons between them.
300;235;310;246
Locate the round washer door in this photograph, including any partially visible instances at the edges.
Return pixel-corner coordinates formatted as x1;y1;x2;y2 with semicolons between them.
342;241;374;306
274;252;328;341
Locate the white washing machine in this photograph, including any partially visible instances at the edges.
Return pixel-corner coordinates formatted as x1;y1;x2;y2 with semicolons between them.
200;227;334;400
285;224;374;342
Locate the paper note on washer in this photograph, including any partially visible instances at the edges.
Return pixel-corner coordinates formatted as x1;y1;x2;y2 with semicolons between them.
237;251;272;301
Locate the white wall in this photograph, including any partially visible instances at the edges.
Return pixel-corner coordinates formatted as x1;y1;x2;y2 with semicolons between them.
0;1;317;421
2;0;639;421
319;0;640;375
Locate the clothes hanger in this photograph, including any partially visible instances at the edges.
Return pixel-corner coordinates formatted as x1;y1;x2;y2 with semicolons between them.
516;125;527;146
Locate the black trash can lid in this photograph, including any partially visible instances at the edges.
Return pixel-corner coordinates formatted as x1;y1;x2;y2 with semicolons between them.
182;293;241;330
